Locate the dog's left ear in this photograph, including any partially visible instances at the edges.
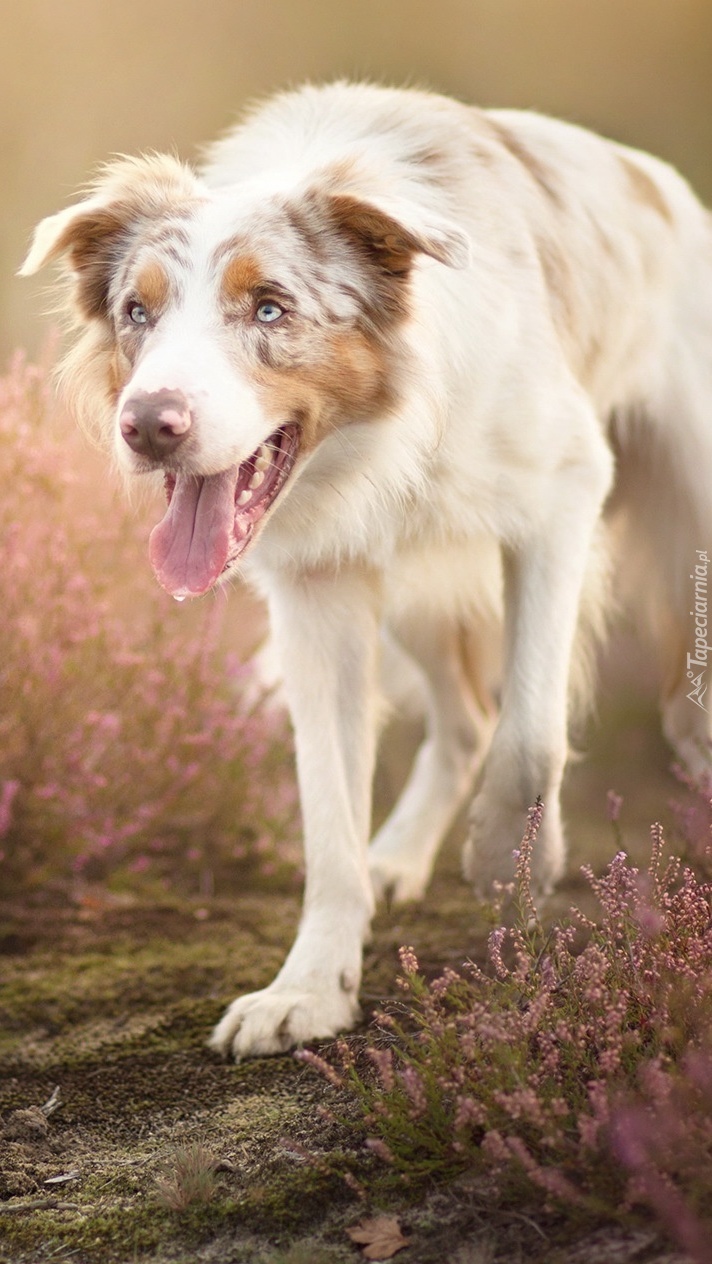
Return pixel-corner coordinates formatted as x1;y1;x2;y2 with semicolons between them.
325;192;471;274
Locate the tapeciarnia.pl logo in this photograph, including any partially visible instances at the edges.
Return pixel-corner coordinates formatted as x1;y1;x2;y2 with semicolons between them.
688;549;709;711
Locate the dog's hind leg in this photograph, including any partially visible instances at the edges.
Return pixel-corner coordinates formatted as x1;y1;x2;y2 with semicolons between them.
612;389;712;781
463;390;613;894
369;618;495;904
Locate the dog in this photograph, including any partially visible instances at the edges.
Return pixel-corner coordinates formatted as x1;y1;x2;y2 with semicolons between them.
21;81;712;1059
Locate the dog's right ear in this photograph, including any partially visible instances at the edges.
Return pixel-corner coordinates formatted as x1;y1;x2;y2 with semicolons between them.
19;198;129;320
19;154;201;320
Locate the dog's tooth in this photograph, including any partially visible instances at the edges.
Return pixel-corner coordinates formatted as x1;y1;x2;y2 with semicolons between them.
237;488;252;506
255;449;270;471
249;469;265;490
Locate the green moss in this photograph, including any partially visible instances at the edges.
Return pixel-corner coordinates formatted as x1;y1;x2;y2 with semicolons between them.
237;1167;352;1235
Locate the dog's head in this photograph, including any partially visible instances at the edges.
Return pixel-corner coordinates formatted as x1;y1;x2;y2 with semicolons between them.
21;153;469;597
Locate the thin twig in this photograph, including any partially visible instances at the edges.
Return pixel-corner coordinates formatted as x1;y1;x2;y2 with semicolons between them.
40;1086;62;1117
0;1198;81;1214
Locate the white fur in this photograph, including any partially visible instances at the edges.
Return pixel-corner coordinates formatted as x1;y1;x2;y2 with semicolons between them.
22;82;712;1058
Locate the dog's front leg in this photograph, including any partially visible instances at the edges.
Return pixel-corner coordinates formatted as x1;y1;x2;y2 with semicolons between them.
210;567;380;1060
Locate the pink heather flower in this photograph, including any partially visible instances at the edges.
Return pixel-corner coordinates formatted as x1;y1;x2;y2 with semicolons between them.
492;1086;548;1128
454;1095;488;1131
487;927;509;980
633;899;665;938
481;1129;510;1167
367;1047;395;1092
430;966;461;997
399;1066;428;1116
398;945;419;976
334;1039;355;1070
606;789;624;822
34;783;60;800
503;1134;582;1206
684;1050;712;1096
364;1137;395;1164
294;1049;344;1089
611;1106;711;1263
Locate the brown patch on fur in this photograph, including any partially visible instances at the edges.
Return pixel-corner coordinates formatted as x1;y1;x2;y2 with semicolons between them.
488;120;565;208
62;208;132;321
219;255;264;308
283;202;332;263
327;194;422;276
320;156;364;193
136;261;171;316
619;155;673;224
252;326;397;455
319;194;432;333
109;343;132;399
23;154;200;323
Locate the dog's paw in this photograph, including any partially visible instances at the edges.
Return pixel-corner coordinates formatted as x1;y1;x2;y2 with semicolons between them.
208;982;361;1061
463;794;565;895
368;848;430;905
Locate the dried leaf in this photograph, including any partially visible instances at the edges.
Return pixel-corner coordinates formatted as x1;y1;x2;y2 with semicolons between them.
347;1214;410;1260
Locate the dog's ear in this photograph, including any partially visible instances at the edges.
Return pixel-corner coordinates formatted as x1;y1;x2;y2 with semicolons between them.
19;154;201;320
19;198;131;319
325;192;471;274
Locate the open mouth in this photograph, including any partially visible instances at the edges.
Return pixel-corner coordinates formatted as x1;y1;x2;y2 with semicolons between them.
148;424;300;598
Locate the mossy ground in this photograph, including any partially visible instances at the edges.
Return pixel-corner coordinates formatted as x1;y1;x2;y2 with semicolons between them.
0;653;695;1264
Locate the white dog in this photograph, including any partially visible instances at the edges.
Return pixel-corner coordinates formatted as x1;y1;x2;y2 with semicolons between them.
22;82;712;1058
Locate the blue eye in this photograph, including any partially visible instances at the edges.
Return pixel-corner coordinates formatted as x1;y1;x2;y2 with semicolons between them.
255;300;285;324
128;303;148;325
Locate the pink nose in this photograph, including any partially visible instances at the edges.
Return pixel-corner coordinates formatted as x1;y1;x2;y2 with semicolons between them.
119;388;192;461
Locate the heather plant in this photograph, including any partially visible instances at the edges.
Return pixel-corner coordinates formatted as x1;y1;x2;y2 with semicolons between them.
0;354;298;891
669;761;712;880
303;804;712;1255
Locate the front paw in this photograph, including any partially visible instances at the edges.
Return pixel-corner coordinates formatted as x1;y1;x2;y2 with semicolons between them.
463;793;565;895
208;981;361;1061
368;847;431;905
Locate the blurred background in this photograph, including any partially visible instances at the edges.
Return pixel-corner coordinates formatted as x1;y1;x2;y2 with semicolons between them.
5;0;712;363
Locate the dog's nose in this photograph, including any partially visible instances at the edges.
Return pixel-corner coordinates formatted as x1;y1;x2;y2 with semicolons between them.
119;389;192;460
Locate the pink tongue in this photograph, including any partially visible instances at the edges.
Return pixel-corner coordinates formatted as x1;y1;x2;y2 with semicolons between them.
149;468;238;597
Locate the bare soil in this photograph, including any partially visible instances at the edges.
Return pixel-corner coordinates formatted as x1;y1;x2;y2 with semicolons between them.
0;648;697;1263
